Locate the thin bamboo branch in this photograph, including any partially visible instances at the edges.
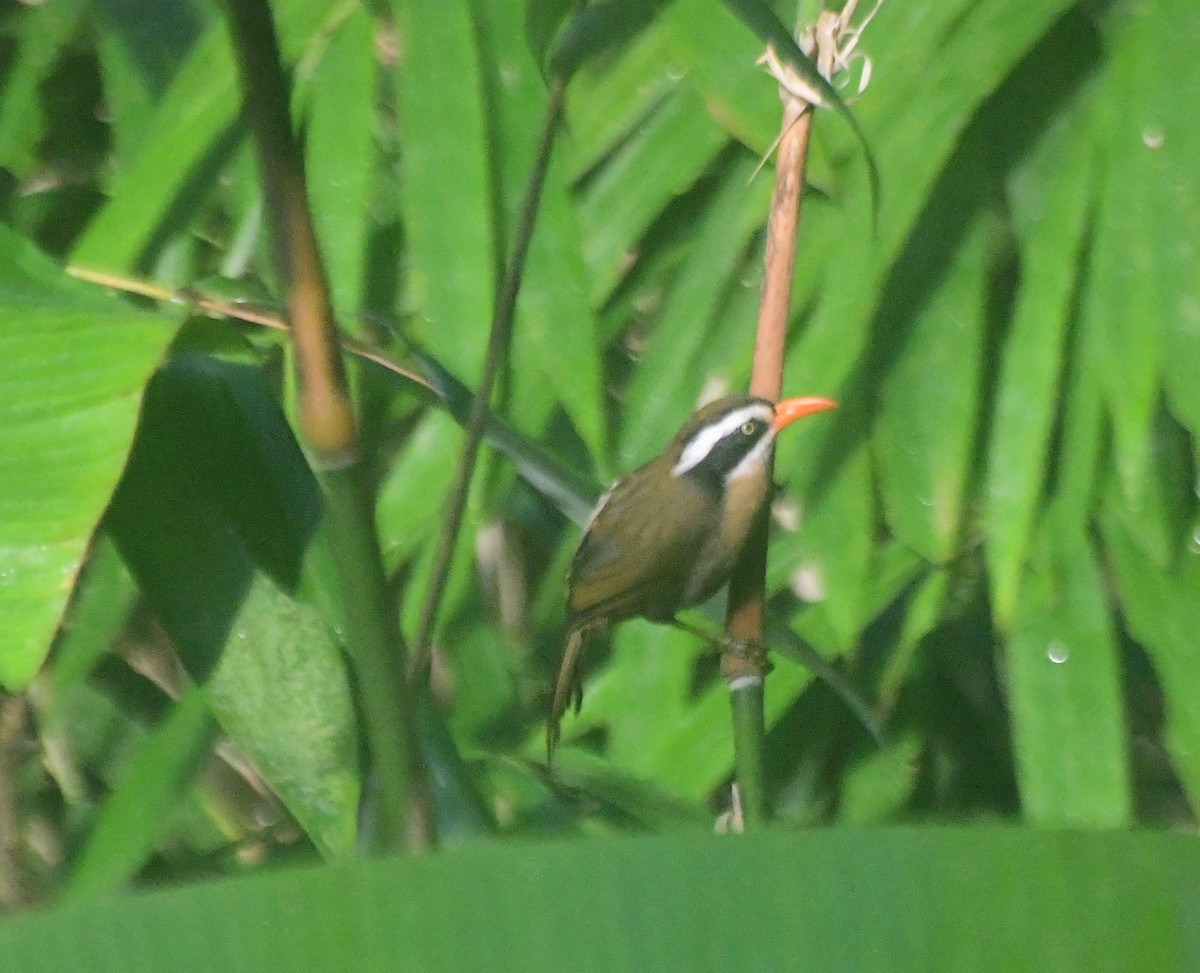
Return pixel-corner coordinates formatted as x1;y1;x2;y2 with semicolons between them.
410;75;568;680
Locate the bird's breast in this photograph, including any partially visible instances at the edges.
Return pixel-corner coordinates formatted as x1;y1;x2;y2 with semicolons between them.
684;462;771;603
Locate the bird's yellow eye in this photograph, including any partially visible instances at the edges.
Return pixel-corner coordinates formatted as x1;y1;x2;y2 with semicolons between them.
741;421;757;436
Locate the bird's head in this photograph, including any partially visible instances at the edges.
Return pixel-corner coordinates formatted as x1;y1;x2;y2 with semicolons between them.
669;394;837;489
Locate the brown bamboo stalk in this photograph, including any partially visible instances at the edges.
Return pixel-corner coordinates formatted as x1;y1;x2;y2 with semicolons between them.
723;100;814;827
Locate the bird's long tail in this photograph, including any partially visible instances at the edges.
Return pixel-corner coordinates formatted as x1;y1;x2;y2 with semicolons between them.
548;627;587;761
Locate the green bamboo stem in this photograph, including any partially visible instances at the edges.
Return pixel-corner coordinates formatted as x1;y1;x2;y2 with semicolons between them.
221;0;423;850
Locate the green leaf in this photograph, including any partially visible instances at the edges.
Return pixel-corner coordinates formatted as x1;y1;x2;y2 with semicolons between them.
395;0;494;382
0;227;177;690
1102;508;1200;815
64;688;217;902
562;20;678;181
472;0;608;460
876;209;992;563
1006;513;1132;828
73;0;341;273
1;830;1194;972
576;86;728;304
303;6;376;330
617;153;771;469
1087;0;1197;503
0;0;87;178
663;0;780;153
105;356;359;859
548;0;674;77
986;77;1097;624
777;444;873;647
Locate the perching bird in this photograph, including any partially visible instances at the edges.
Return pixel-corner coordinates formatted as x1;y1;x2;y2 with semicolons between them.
548;393;837;756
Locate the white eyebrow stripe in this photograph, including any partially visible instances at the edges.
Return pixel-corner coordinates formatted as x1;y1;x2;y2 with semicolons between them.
672;404;773;477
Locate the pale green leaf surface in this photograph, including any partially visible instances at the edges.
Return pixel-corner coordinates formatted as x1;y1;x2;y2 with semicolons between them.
73;0;341;272
1007;516;1132;828
71;23;239;271
662;0;776;153
376;412;461;572
775;443;873;646
0;228;176;690
1;830;1193;973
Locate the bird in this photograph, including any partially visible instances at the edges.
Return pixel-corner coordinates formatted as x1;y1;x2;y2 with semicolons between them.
548;393;837;756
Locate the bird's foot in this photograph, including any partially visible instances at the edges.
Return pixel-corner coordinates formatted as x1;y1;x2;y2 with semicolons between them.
720;636;772;670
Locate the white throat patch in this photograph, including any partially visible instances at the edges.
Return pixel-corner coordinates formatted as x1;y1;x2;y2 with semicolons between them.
671;403;775;479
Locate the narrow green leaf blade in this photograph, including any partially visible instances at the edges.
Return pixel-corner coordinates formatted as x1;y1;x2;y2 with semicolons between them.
64;688;217;902
395;0;494;381
1007;516;1132;828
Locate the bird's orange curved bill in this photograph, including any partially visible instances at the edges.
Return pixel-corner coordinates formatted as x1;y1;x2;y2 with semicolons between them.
772;396;838;431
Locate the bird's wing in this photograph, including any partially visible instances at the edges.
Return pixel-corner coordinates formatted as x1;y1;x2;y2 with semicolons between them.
567;468;712;629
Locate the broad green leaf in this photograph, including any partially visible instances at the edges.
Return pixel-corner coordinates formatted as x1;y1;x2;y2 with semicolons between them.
1;830;1194;972
0;227;177;690
662;0;779;153
1006;514;1131;828
548;0;674;77
776;443;873;647
376;412;461;572
781;0;1082;487
1149;0;1200;437
71;22;240;271
395;0;494;381
105;357;359;858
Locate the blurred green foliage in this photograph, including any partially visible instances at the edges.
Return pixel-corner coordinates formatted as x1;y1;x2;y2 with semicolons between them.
0;0;1196;958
